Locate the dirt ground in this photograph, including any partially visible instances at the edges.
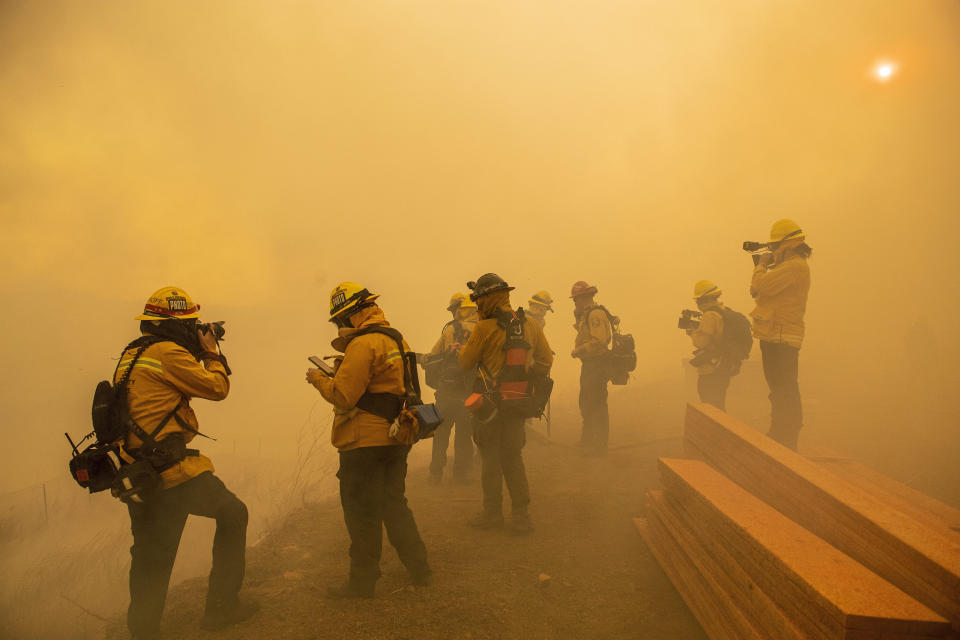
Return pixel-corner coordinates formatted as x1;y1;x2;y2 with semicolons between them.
99;361;960;640
105;397;707;640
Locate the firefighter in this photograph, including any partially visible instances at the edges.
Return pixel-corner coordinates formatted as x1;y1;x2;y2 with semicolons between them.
306;282;431;598
121;287;255;639
459;273;553;533
686;280;731;410
426;293;478;484
750;219;812;451
526;290;554;329
524;290;555;440
570;281;613;456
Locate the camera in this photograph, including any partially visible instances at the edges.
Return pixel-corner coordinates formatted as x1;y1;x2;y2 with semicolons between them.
677;309;702;330
742;241;770;253
199;321;226;341
743;241;774;266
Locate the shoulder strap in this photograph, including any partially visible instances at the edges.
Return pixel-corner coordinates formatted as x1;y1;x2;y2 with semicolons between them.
116;338;164;451
352;326;420;402
118;337;215;447
451;320;468;343
115;335;167;386
590;305;620;334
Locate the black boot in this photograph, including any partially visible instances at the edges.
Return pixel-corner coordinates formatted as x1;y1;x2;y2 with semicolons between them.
325;580;375;599
410;567;433;587
200;597;260;631
508;511;534;535
467;510;504;529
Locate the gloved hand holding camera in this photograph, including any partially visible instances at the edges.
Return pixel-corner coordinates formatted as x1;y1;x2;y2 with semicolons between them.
677;309;702;331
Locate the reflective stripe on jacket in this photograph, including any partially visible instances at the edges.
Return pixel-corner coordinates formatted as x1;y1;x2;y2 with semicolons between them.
115;338;229;489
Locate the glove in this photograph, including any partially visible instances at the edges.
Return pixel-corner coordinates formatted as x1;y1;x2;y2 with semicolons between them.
389;410;419;445
305;369;328;387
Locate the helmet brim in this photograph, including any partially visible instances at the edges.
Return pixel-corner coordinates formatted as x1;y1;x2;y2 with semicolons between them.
134;311;201;321
330;294;380;319
771;230;805;243
469;286;514;302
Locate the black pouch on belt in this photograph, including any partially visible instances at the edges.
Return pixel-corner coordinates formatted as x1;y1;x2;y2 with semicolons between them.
135;433;194;471
113;459;161;504
409;403;443;438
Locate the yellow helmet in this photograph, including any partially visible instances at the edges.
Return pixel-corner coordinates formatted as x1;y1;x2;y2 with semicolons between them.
528;290;554;312
770;219;805;243
459;297;477;310
135;286;201;320
447;293;468;312
329;281;379;321
693;280;721;300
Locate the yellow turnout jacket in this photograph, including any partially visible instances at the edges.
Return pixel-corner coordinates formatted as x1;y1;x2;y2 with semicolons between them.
573;305;612;360
750;243;811;348
115;338;229;489
687;303;724;375
310;306;410;451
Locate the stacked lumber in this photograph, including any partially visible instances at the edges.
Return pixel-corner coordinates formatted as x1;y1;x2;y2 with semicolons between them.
684;402;960;629
809;456;960;543
640;458;951;639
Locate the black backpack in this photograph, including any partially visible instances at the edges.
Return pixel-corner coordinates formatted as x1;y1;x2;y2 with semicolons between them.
69;337;166;497
717;307;753;361
70;337;199;502
423;321;476;393
593;306;636;385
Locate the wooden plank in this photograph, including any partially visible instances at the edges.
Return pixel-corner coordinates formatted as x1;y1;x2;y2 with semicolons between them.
685;402;960;629
636;515;763;640
811;458;960;542
646;490;810;640
683;436;709;462
659;457;952;638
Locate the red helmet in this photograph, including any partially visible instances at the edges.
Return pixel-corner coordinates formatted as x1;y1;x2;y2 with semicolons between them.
569;281;598;298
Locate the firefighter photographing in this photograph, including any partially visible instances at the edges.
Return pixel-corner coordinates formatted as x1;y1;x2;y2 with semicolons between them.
66;286;256;639
679;281;753;411
677;309;702;331
747;219;812;451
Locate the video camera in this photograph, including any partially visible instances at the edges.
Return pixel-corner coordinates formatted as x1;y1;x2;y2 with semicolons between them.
743;241;773;266
199;321;226;341
677;309;702;330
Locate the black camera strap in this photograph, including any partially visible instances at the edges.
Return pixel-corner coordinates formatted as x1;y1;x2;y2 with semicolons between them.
116;338;210;463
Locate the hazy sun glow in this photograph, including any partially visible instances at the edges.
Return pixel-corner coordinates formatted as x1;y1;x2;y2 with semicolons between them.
873;60;898;82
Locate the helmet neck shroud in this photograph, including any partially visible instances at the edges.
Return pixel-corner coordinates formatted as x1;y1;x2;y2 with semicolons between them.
140;318;201;357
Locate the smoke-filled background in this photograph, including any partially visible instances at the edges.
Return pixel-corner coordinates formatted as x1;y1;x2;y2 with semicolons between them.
2;0;959;637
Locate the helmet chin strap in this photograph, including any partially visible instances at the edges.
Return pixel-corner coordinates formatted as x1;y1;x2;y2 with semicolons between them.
332;302;375;329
